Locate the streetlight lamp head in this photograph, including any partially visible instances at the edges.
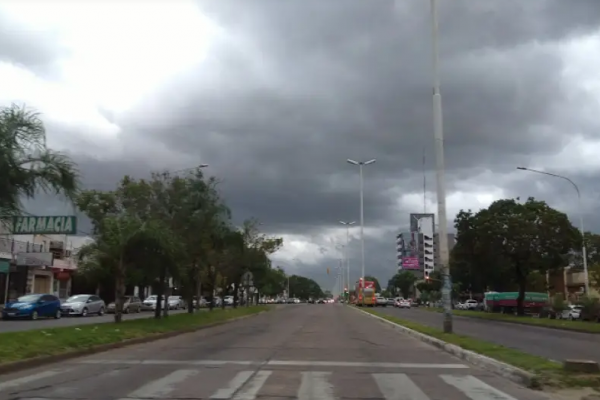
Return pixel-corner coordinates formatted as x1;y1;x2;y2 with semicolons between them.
347;159;359;165
349;221;356;225
199;164;209;168
364;159;376;165
516;167;526;170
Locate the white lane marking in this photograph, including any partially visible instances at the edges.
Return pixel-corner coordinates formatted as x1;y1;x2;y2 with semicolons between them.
0;370;63;391
297;371;335;400
267;360;468;368
210;370;254;399
232;370;272;400
440;375;519;400
75;359;468;368
373;373;429;400
77;359;257;366
125;369;198;398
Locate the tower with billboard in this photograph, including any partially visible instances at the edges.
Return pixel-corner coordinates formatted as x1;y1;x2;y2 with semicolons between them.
409;213;436;278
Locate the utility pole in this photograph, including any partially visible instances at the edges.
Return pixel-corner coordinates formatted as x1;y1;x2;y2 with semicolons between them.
430;0;452;333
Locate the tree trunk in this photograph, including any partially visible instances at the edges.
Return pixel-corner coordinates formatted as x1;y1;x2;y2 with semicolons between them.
154;265;167;319
195;274;202;311
163;279;170;318
233;282;239;309
114;257;126;323
516;264;527;316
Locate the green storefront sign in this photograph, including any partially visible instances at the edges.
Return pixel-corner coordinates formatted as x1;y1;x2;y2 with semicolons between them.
12;216;77;235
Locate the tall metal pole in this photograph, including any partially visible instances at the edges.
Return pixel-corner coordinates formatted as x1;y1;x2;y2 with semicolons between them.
359;164;365;285
423;146;427;213
346;225;350;296
431;0;452;333
517;167;590;294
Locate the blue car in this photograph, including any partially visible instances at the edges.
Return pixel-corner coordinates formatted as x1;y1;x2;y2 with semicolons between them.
2;294;62;320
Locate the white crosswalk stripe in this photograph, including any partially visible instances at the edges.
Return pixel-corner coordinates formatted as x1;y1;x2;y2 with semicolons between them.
3;368;539;400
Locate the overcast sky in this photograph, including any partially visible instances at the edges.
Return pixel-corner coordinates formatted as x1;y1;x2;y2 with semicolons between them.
2;0;600;291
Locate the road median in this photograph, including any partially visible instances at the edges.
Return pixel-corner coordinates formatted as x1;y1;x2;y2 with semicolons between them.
0;306;270;375
422;307;600;334
356;307;600;391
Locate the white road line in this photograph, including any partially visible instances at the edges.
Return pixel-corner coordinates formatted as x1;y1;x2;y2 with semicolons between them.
440;375;519;400
267;360;468;368
0;370;63;391
372;373;429;400
77;359;257;366
75;359;468;368
125;369;198;398
297;371;335;400
210;371;254;399
232;370;272;400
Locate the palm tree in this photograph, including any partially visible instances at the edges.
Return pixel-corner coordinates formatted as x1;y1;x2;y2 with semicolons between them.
0;104;80;215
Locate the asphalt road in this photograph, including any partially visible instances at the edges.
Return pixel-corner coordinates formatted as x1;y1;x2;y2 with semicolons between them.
0;304;545;400
377;306;600;363
0;309;189;333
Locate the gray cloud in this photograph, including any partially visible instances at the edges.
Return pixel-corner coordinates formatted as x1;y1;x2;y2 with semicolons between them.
4;0;600;287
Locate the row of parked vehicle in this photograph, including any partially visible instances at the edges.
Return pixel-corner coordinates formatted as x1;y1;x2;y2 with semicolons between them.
1;293;196;320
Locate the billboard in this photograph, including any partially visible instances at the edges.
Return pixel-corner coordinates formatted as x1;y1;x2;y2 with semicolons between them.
16;252;53;267
402;256;420;270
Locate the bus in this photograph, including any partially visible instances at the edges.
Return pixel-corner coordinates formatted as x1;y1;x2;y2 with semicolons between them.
354;279;376;307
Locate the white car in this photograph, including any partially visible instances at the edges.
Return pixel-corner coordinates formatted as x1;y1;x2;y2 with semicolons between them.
463;299;479;310
397;299;411;309
167;296;185;310
559;305;582;320
142;295;158;311
223;296;234;306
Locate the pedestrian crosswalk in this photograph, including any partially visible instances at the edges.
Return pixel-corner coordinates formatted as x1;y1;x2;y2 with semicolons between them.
0;366;540;400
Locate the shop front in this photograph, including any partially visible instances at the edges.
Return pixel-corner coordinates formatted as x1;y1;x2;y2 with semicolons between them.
51;258;76;299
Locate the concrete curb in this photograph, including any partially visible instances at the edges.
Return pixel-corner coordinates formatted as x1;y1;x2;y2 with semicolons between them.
0;310;268;376
351;307;538;388
422;308;600;335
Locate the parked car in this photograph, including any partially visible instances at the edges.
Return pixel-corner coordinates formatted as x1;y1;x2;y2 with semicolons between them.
142;295;158;311
2;294;62;320
168;296;185;310
397;299;411;309
107;296;142;314
559;305;583;320
223;295;234;306
61;294;105;317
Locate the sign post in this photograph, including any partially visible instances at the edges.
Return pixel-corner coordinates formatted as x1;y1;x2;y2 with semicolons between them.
11;216;77;235
241;271;253;307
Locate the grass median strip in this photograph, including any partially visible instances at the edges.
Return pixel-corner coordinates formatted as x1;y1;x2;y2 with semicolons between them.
364;308;600;390
421;307;600;333
0;306;269;365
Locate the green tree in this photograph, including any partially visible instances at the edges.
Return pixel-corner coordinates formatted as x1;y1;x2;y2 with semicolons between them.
288;275;324;300
387;271;417;298
0;104;80;215
454;197;579;315
363;275;381;293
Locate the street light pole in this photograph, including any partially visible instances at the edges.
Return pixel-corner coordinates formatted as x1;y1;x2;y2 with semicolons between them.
517;167;590;294
339;221;356;299
347;159;376;306
430;0;452;333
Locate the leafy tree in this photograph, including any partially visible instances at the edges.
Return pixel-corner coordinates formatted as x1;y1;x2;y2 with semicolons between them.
452;197;579;315
363;275;381;293
288;275;324;300
0;104;80;215
387;271;417;298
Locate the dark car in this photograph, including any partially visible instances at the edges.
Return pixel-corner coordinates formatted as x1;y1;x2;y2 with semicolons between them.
2;294;62;320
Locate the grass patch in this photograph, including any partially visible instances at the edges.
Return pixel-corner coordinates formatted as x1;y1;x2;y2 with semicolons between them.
421;307;600;333
0;306;269;365
363;308;600;390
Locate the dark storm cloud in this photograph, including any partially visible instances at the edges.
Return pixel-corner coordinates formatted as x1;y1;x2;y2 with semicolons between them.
5;1;600;287
113;0;600;236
